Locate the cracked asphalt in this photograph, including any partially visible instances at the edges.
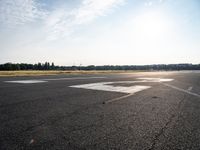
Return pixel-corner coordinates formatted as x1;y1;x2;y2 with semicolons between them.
0;71;200;150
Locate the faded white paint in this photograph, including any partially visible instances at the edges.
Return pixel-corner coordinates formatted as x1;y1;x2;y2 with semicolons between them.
43;77;106;81
70;82;151;94
4;77;106;84
137;78;174;82
163;83;200;98
70;78;173;94
5;80;47;84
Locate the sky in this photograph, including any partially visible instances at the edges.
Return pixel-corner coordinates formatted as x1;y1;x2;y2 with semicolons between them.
0;0;200;66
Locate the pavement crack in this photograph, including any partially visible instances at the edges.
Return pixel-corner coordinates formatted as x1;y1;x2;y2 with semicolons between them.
148;95;186;150
148;114;176;150
19;121;46;135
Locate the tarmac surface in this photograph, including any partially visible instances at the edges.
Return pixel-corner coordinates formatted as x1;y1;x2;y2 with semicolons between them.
0;71;200;150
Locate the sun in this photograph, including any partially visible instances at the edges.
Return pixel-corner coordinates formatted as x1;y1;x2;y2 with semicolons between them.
134;11;170;40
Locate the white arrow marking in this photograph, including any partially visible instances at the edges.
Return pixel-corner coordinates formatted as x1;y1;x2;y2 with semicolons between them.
71;82;151;94
4;77;106;84
70;78;173;94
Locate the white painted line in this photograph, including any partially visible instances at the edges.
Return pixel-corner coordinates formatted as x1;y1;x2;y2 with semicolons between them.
5;80;47;84
162;83;200;98
103;93;134;104
137;78;174;82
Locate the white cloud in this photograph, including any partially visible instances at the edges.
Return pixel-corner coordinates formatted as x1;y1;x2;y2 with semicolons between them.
0;0;46;26
74;0;125;24
144;0;165;6
46;0;125;40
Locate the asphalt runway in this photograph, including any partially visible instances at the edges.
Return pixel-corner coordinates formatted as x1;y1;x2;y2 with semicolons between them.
0;71;200;150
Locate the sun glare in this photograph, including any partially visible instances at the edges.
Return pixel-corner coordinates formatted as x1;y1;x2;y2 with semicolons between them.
134;11;170;39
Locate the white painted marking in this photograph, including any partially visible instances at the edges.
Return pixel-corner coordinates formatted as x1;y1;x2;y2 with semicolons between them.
188;86;193;91
104;93;135;104
102;78;174;103
137;78;174;82
70;78;173;94
4;77;106;84
71;82;151;94
43;77;106;81
5;80;47;84
163;83;200;98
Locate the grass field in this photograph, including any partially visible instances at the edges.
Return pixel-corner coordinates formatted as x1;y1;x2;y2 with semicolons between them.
0;70;143;77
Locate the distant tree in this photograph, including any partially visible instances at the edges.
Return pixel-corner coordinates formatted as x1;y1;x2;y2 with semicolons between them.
38;63;42;70
47;62;50;70
4;63;12;70
15;64;20;70
43;62;50;70
0;62;200;71
51;62;55;70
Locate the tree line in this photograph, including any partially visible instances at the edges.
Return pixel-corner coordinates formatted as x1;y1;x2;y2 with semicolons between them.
0;62;200;71
0;62;55;70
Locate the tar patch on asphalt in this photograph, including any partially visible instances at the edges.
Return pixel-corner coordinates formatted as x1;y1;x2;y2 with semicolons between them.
152;96;159;99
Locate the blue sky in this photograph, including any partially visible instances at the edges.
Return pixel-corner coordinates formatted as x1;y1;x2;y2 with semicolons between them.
0;0;199;65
